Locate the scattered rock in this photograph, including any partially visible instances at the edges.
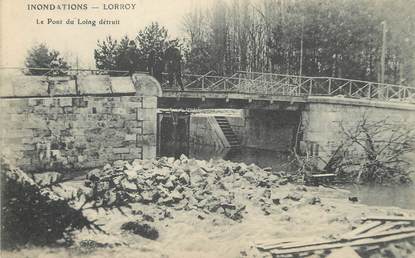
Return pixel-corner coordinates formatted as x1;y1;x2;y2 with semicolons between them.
272;198;281;205
296;186;307;192
179;172;190;185
308;196;321;205
120;221;159;240
179;154;188;162
348;196;359;203
113;160;127;172
243;171;257;184
121;179;138;191
79;239;110;250
142;214;155;222
140;190;159;203
284;192;303;201
197;214;205;220
33;172;64;186
279;178;289;185
86;168;102;181
170;190;184;202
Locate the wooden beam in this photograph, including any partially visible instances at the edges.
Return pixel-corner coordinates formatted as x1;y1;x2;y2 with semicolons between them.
270;232;415;256
363;216;415;222
365;222;411;235
343;221;383;239
262;227;415;252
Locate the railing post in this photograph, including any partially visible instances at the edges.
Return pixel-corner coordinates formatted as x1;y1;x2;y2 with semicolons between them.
309;79;313;96
386;86;389;101
328;78;332;95
202;77;205;90
265;81;268;95
368;83;372;99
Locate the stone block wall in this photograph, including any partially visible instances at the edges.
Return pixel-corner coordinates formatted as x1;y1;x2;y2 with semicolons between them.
302;100;415;163
0;73;161;172
0;96;157;171
0;96;157;172
189;115;228;149
242;109;300;151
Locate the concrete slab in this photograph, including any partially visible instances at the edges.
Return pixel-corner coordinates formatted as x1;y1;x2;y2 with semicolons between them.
0;77;14;97
48;77;77;96
78;75;112;95
10;75;49;97
110;77;135;94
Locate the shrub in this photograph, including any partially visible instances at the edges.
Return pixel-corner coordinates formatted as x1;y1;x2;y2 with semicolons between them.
0;157;100;249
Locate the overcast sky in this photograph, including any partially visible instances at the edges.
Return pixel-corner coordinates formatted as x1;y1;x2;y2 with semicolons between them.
0;0;215;68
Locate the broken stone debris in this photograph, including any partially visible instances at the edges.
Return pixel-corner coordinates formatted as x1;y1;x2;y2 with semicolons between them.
85;155;295;221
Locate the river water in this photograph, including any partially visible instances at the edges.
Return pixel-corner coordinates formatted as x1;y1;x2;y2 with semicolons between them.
160;143;415;210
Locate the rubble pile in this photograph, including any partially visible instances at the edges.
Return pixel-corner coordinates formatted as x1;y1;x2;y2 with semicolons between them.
84;155;289;221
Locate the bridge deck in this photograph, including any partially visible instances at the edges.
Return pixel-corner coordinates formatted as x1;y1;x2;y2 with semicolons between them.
160;71;415;104
1;67;414;106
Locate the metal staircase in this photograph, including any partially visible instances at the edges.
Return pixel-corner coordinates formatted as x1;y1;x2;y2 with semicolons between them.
214;116;241;149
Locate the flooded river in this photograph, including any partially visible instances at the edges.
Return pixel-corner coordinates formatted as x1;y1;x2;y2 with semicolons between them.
160;143;415;210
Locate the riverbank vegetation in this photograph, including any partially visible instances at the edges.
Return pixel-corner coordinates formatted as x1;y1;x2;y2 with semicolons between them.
329;116;414;184
294;115;415;185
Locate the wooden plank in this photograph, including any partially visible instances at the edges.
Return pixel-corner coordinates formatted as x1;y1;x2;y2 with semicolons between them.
257;237;323;251
365;222;411;235
343;221;383;239
255;237;299;248
276;238;326;249
310;173;336;177
271;232;415;256
256;237;314;249
355;227;415;240
265;228;415;251
363;216;415;222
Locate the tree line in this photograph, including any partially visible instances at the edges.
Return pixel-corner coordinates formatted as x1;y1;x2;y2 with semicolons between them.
182;0;415;85
25;0;415;85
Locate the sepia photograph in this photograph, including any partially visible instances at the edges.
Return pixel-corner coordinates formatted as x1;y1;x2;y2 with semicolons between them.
0;0;415;257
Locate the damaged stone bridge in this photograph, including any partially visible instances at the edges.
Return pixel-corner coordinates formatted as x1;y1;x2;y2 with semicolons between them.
1;68;415;171
159;72;415;162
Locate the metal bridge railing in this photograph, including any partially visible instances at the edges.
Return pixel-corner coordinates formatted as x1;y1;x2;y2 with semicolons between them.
161;71;415;103
1;67;414;103
236;71;415;102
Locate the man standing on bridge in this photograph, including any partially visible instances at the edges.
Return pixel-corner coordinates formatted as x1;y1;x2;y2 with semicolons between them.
147;50;164;82
164;41;184;90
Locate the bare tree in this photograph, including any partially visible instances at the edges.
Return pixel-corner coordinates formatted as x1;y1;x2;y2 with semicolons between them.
328;114;414;184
